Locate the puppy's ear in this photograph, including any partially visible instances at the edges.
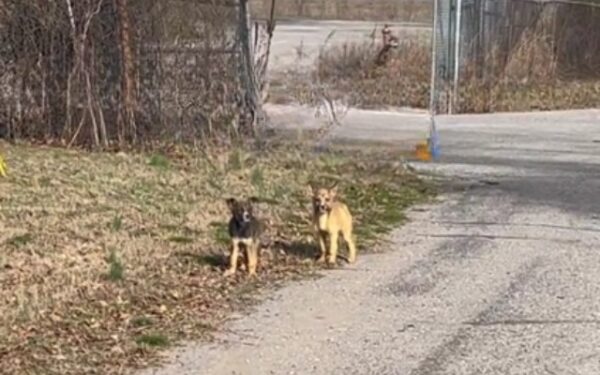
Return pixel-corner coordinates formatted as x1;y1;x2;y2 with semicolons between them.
248;196;260;204
225;198;236;210
307;182;316;196
329;181;339;197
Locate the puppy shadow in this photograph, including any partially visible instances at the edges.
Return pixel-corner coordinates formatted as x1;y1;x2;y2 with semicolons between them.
274;240;351;264
174;250;225;268
275;240;318;260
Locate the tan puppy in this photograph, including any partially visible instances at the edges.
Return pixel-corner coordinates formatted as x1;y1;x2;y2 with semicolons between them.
310;183;357;265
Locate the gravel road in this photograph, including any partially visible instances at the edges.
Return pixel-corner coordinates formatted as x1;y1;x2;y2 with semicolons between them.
139;107;600;375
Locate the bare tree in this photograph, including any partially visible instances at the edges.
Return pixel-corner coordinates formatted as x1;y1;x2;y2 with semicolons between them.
115;0;136;145
63;0;106;148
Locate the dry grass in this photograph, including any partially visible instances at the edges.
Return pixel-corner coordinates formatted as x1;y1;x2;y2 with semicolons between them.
318;40;431;109
276;39;431;110
456;29;600;113
278;34;600;113
456;79;600;113
0;140;434;374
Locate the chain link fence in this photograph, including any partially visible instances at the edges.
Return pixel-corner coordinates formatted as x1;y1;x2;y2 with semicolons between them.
0;0;265;147
431;0;600;115
5;0;596;147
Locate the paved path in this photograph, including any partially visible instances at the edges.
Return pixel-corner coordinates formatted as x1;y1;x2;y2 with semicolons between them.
141;107;600;375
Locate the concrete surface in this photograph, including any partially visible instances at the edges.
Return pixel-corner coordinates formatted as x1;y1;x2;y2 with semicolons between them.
140;107;600;375
268;19;430;74
264;103;430;146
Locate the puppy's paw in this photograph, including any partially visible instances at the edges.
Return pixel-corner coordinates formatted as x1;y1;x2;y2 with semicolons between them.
223;268;236;277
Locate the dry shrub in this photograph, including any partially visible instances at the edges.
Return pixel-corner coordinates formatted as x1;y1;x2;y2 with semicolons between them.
451;1;600;113
288;2;599;114
456;27;600;113
298;31;600;114
317;42;378;81
503;29;557;82
308;28;599;113
457;79;600;113
314;39;431;109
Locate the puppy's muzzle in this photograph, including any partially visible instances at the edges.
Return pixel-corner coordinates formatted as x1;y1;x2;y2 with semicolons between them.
242;212;251;222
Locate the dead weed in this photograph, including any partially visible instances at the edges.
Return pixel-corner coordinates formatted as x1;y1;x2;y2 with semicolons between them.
279;37;600;113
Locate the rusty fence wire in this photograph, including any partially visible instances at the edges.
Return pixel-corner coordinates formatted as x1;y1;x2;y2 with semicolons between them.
0;0;266;148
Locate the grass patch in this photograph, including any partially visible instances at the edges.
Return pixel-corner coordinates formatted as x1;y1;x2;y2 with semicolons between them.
107;249;124;282
227;148;245;171
250;166;265;196
168;235;194;244
148;154;170;169
110;215;123;231
136;333;169;348
210;222;230;246
38;176;52;187
0;142;434;375
6;233;33;248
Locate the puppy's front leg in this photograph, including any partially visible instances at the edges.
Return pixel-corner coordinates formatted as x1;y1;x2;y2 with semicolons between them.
327;230;339;265
342;225;357;264
315;229;327;263
247;241;259;277
224;240;240;276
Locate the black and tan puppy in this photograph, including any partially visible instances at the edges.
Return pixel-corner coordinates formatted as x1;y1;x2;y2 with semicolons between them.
310;183;357;265
224;197;263;277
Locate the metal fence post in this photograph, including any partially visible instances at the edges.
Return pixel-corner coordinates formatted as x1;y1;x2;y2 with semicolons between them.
451;0;462;114
238;0;264;133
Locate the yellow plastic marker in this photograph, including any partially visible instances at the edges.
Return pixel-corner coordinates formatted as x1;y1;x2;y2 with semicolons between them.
415;140;432;161
0;154;7;177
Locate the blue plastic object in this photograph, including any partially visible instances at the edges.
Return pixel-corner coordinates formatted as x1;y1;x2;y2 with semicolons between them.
428;118;441;160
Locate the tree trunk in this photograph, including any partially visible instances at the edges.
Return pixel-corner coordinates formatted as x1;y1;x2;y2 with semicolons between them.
115;0;136;145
